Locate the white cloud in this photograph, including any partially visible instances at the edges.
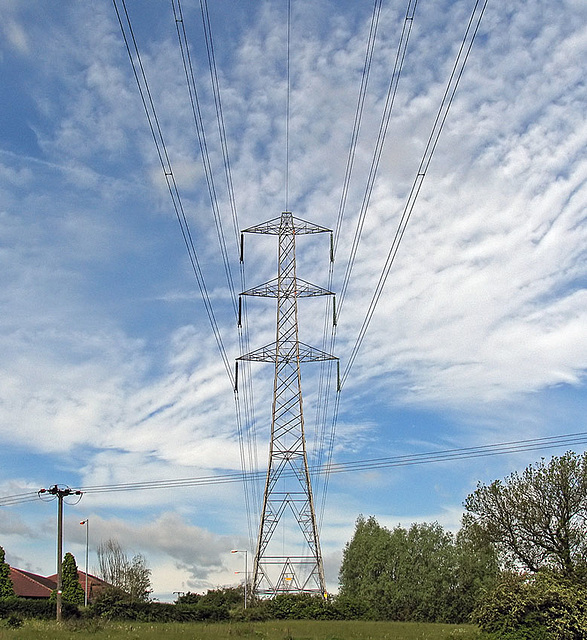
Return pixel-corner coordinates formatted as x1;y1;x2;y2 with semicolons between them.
0;0;584;595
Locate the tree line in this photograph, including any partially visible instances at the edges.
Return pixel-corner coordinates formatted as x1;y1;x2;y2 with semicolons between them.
339;450;587;638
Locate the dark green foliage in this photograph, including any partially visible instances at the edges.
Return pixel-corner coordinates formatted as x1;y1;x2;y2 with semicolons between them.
93;586;234;622
339;515;498;623
265;593;337;620
0;546;14;598
61;552;86;605
330;594;369;620
0;597;79;620
4;614;23;628
473;571;587;639
197;586;244;609
453;524;500;619
464;451;587;578
176;591;201;605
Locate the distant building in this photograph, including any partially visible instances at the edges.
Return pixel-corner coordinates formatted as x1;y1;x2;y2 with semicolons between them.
46;570;110;604
10;567;110;603
9;568;55;599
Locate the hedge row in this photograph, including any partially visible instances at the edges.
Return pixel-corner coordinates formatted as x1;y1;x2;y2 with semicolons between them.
0;594;353;623
0;597;79;620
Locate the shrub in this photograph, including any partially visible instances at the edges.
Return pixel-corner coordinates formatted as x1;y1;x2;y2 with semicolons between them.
473;571;587;639
0;597;79;620
91;587;235;622
4;614;23;628
264;593;339;620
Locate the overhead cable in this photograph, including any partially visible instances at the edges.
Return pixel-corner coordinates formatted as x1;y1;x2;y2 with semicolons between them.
172;0;239;319
315;0;417;527
112;0;235;387
337;0;418;312
172;0;260;544
340;0;489;388
2;431;585;507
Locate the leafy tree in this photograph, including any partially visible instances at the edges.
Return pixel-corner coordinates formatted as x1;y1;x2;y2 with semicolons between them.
464;451;587;578
338;515;390;611
452;522;499;618
97;539;152;602
176;591;201;605
125;553;152;602
61;552;85;605
338;515;497;622
0;546;15;598
197;586;243;608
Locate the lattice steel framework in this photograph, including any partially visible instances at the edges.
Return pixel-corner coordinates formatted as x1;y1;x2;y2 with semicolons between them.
237;211;336;598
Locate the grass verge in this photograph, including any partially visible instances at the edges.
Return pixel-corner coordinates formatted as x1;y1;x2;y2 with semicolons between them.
0;618;483;640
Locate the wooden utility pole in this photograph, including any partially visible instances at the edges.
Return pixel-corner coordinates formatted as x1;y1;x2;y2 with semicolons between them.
39;485;83;621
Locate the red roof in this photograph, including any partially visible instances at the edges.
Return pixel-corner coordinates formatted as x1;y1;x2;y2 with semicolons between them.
11;566;112;602
46;570;111;603
10;567;56;598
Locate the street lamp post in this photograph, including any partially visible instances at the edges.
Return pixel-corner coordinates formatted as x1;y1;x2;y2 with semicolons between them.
80;519;89;606
231;549;248;608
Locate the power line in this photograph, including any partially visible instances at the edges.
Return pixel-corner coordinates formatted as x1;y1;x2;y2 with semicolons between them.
340;0;489;388
337;0;418;312
196;0;261;549
112;0;235;387
285;0;292;211
314;0;417;533
172;0;260;545
3;432;585;507
172;0;239;320
313;0;384;534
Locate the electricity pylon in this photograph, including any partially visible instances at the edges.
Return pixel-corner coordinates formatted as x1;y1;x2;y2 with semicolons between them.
237;211;336;598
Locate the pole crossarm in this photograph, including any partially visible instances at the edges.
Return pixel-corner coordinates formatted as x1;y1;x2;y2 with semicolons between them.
38;485;83;621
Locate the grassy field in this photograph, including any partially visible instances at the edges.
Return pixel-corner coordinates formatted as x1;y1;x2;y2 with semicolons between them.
0;619;482;640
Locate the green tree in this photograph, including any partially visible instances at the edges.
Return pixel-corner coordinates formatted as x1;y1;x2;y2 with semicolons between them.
125;553;152;602
338;515;390;611
452;522;499;618
338;515;497;622
0;546;15;598
61;552;85;605
464;451;587;578
97;539;152;602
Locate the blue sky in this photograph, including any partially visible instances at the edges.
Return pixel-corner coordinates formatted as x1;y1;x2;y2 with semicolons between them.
0;0;586;601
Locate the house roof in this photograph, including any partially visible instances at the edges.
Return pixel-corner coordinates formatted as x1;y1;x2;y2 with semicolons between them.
10;567;56;598
11;566;112;601
46;570;110;589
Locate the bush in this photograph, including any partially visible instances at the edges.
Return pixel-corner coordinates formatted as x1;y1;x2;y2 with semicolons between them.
473;571;587;639
330;594;369;620
229;604;271;622
91;587;235;622
0;597;79;620
263;593;340;620
4;614;23;628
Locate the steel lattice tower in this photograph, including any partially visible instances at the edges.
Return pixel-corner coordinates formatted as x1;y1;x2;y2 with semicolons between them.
237;211;336;598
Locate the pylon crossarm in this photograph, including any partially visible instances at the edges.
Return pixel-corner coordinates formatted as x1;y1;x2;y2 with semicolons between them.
243;214;331;236
297;343;337;362
242;277;332;298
